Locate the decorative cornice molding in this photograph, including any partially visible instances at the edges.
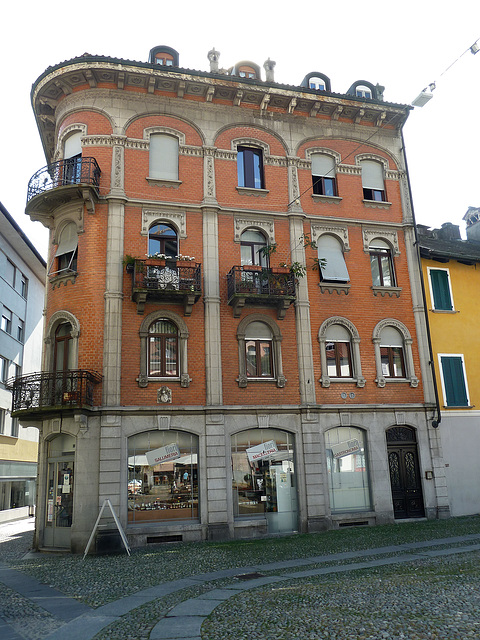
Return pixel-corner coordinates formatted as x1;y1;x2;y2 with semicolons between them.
141;208;187;238
311;194;342;205
337;164;361;175
310;223;350;251
234;217;275;243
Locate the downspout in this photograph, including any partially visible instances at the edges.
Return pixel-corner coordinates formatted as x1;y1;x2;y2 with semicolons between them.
401;130;441;428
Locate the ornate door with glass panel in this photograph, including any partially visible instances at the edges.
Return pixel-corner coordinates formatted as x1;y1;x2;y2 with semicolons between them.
44;434;76;548
387;427;425;519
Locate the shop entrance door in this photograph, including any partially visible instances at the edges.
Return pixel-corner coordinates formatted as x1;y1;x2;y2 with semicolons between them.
265;461;298;534
44;459;74;548
386;427;425;519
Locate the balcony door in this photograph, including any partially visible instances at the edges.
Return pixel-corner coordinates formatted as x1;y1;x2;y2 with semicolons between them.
53;323;74;404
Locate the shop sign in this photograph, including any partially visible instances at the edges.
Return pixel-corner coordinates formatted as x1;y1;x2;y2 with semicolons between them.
146;443;181;467
246;440;278;462
331;439;360;459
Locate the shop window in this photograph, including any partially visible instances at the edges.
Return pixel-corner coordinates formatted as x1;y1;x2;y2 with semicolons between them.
325;427;371;513
148;223;178;257
428;268;454;311
318;317;365;388
317;235;349;282
373;320;418;388
439;354;469;407
237;146;264;189
149;134;179;181
128;430;199;523
1;307;12;334
237;315;285;388
231;428;297;533
148;319;178;378
240;229;268;267
50;222;78;276
369;239;395;287
311;154;337;196
138;311;190;388
361;160;386;202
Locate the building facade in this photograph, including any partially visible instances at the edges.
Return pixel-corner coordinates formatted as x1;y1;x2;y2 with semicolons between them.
417;214;480;517
0;202;45;523
16;47;449;552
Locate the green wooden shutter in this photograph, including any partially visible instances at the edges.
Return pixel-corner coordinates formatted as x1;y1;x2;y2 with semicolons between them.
430;270;452;310
441;356;468;406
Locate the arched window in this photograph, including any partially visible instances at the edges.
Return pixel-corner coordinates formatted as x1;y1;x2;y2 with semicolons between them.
311;154;337;197
240;229;268;267
309;76;326;91
148;223;178;257
245;321;273;378
317;235;349;282
361;160;386;202
356;85;372;98
318;318;365;388
63;132;82;184
54;323;73;372
373;320;418;388
50;222;78;276
148;319;178;378
237;147;264;189
325;427;371;513
369;239;395;287
237;315;285;388
149;134;179;181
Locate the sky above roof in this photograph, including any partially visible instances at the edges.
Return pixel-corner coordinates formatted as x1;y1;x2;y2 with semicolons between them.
2;0;479;258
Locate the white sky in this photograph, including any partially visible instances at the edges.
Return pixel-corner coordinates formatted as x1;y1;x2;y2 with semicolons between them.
2;1;479;258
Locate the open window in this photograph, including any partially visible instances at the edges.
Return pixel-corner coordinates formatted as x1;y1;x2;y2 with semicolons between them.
148;223;178;257
63;132;82;185
237;147;264;189
49;222;78;277
317;235;349;283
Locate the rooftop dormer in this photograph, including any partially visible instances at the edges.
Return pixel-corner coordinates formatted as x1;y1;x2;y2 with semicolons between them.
148;45;179;67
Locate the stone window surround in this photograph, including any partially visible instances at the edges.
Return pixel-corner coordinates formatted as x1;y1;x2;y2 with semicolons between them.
44;310;80;372
54;123;87;161
372;318;419;388
137;310;191;388
318;316;366;388
234;216;275;245
141;208;187;240
236;313;285;388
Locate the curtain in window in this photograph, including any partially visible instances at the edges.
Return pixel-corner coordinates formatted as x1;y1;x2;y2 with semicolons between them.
149;134;179;180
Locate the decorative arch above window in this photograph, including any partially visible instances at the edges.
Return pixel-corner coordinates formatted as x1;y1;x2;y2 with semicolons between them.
318;317;365;388
55;124;87;161
372;319;418;388
148;223;178;257
301;72;332;92
141;208;187;239
234;216;275;245
138;310;191;388
236;314;285;388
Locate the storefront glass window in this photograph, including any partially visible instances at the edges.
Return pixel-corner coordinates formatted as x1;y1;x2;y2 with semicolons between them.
325;427;371;512
127;430;198;523
231;428;297;533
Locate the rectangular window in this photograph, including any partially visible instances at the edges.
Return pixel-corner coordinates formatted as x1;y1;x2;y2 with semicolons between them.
5;259;15;287
17;319;24;343
1;308;12;334
361;160;386;202
311;154;337;196
326;342;352;377
237;147;264;189
245;340;273;377
11;418;19;438
0;356;9;383
428;268;453;311
439;354;469;407
149;134;179;181
20;274;28;298
381;346;405;377
0;409;4;434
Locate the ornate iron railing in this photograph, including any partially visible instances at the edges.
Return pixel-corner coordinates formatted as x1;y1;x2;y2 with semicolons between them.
8;370;102;414
27;157;101;202
133;259;202;293
227;266;296;300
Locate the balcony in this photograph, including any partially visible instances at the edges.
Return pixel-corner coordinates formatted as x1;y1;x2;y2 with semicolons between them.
26;157;101;221
9;370;103;417
227;266;296;319
131;259;202;315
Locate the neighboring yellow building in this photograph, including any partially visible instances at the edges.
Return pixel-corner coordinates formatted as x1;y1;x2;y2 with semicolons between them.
418;212;480;516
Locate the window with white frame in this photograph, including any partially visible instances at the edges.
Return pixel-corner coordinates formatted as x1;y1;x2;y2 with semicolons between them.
5;259;15;287
428;268;454;311
237;315;285;388
439;354;469;407
1;308;12;334
369;239;395;287
149;134;179;181
309;77;326;91
317;235;350;283
361;160;386;202
63;132;82;184
240;229;268;267
311;154;337;197
237;147;264;189
380;327;405;378
19;273;28;298
0;409;4;434
318;318;365;388
17;319;24;343
356;86;372;98
11;418;19;438
372;320;418;388
0;356;9;383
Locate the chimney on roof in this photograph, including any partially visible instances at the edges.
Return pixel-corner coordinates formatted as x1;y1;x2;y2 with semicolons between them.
436;222;461;241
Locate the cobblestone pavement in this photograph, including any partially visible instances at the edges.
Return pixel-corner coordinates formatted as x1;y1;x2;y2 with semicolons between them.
1;518;480;639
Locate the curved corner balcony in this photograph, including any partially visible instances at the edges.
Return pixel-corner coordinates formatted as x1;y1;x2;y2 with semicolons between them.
26;157;101;221
227;266;296;319
9;370;102;417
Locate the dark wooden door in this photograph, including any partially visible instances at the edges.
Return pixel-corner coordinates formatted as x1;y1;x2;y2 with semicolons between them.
388;445;425;518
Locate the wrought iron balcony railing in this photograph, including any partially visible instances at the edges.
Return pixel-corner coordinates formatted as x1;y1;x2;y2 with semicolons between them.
27;157;101;202
8;370;102;415
131;258;202;315
227;266;296;319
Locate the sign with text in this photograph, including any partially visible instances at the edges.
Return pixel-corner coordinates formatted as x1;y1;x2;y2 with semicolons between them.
246;440;278;463
331;439;361;459
146;443;181;467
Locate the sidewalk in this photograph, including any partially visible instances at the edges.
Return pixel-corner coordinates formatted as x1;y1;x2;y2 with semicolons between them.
1;519;480;639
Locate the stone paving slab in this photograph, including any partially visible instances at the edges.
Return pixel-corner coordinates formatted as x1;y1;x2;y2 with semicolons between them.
168;597;223;617
196;588;239;601
150;615;205;639
42;614;118;640
0;619;25;640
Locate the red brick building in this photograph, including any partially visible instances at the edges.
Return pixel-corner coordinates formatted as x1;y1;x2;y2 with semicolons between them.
15;46;449;551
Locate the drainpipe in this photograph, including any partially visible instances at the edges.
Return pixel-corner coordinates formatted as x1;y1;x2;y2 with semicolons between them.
401;130;441;428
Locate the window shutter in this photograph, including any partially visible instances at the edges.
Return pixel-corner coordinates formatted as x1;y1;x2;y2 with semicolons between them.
441;356;468;406
430;270;452;310
311;154;335;177
380;327;403;347
361;160;384;189
325;324;350;341
245;322;272;340
317;235;350;282
55;223;78;258
64;132;82;159
149;134;179;180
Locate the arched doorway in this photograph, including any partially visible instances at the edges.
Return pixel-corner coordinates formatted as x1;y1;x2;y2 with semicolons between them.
386;427;425;518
